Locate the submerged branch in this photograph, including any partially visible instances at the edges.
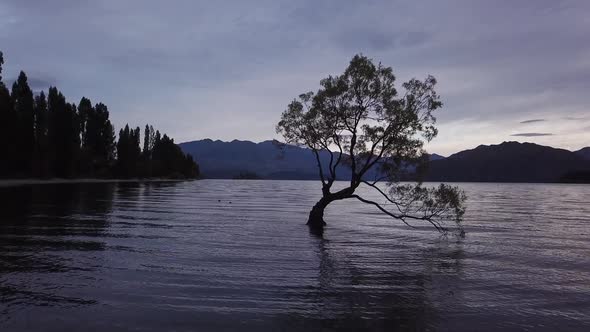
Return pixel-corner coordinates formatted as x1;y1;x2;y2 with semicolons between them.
350;194;416;229
361;180;404;214
351;182;466;234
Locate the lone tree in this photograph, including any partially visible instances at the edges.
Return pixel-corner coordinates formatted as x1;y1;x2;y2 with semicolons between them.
277;55;466;234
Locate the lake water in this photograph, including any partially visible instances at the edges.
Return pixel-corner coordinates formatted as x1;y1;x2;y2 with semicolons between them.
0;180;589;331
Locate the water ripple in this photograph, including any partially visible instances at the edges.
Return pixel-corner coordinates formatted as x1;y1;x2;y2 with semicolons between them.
0;180;589;331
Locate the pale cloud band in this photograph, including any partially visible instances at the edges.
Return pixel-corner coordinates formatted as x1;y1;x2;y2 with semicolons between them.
520;119;546;124
511;133;554;137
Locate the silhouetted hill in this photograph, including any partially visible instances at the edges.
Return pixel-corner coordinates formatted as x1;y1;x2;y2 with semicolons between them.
180;140;589;183
179;139;360;180
575;147;590;160
429;153;446;161
425;142;590;183
179;139;434;180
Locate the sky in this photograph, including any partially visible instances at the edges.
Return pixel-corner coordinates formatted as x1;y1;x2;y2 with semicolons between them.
1;0;588;156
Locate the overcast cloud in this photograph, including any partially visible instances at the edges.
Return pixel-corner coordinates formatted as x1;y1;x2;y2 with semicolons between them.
511;133;554;137
1;0;588;155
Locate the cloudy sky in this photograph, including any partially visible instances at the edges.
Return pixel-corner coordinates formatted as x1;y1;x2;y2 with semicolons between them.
1;0;588;155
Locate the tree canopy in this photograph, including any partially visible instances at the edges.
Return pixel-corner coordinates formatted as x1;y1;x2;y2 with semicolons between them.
277;54;465;234
0;51;199;180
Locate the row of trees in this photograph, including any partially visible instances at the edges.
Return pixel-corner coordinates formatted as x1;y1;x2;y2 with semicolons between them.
0;51;199;179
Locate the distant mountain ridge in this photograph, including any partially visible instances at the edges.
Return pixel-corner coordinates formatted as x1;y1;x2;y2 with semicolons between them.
425;141;590;183
179;139;590;183
179;139;354;180
575;147;590;160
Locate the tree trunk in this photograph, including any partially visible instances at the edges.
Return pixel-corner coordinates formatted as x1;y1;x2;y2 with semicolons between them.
307;197;331;230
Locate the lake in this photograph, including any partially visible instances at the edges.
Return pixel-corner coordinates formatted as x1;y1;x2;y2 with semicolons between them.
0;180;589;331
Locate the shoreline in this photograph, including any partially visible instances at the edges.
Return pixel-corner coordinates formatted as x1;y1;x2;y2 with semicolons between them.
0;178;194;187
1;178;586;186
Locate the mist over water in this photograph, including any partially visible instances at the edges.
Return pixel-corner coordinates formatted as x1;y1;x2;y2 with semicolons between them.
0;180;589;331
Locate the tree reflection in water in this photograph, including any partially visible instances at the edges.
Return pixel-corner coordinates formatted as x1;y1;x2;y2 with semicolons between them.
0;181;466;331
0;183;117;317
273;229;465;331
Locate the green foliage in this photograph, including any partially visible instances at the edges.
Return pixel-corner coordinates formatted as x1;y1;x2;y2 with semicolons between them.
277;54;441;177
389;183;467;233
116;125;141;177
0;67;16;175
11;72;35;175
33;91;49;176
277;54;466;233
0;51;199;180
143;124;151;158
115;125;198;179
0;51;3;81
150;134;199;178
46;87;79;177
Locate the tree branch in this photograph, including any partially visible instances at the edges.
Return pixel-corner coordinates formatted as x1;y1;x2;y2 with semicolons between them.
312;148;326;186
331;135;343;179
350;194;415;228
360;180;404;213
350;194;448;232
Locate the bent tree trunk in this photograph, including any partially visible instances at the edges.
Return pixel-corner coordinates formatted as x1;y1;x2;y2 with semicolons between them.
307;179;358;230
307;185;356;229
307;197;331;229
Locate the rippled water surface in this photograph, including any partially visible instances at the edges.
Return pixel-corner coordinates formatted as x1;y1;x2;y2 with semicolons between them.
0;180;589;331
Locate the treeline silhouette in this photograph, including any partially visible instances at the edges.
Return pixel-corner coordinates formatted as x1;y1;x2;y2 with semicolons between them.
0;51;199;179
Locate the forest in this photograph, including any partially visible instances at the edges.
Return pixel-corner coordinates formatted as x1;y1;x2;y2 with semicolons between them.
0;51;199;179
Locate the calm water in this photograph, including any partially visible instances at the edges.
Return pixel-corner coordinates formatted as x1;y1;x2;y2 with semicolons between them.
0;180;589;331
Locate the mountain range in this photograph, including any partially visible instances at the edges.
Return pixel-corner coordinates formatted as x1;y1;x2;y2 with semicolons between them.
179;139;590;183
426;142;590;182
576;147;590;160
179;139;364;180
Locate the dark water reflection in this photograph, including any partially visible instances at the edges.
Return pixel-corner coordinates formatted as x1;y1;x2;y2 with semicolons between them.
0;180;589;331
